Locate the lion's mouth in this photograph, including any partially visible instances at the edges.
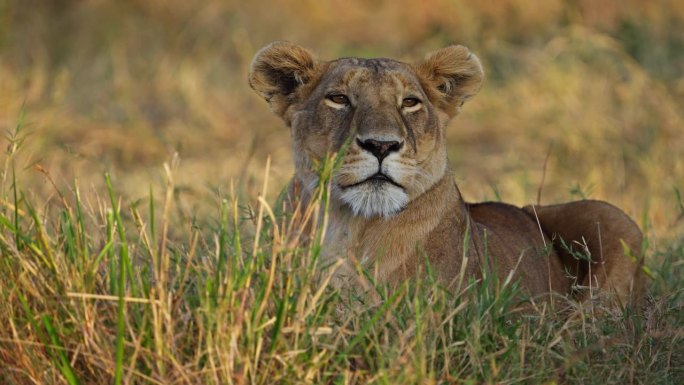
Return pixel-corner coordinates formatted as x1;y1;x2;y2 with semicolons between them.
341;172;404;190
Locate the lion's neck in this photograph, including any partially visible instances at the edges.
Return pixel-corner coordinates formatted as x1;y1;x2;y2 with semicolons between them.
320;172;470;284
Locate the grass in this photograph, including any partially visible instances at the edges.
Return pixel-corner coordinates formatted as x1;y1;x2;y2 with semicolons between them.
0;1;683;383
0;138;682;384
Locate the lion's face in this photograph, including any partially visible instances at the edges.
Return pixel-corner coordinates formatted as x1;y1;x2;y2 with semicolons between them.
290;59;449;218
249;42;484;218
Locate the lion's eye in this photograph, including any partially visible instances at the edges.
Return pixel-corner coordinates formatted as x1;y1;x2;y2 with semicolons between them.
327;94;350;105
402;97;422;110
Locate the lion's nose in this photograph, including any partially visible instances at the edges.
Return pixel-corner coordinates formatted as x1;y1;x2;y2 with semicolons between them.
356;138;404;161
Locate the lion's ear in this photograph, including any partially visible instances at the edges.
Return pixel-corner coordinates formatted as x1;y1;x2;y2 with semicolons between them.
416;45;484;116
249;41;319;118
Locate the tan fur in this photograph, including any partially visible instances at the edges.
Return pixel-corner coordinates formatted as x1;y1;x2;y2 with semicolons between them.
249;41;644;305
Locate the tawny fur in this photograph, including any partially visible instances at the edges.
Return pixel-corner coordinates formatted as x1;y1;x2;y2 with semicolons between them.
249;41;644;305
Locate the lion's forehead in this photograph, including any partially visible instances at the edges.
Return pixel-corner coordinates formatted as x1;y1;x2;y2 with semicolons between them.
319;58;422;96
331;57;407;71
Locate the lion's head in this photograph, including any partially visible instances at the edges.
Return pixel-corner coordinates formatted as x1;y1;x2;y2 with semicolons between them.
249;42;484;217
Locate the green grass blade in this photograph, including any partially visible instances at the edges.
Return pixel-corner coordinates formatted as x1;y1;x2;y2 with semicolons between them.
105;173;129;385
42;315;81;385
12;167;20;249
17;292;81;384
74;183;89;273
212;199;229;308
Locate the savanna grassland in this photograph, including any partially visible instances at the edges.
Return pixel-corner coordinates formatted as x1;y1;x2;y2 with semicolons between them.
0;1;683;384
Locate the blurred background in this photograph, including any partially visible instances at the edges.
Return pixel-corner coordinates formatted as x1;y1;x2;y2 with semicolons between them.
0;0;682;242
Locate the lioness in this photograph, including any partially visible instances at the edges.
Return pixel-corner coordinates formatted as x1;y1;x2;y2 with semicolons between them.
248;41;644;305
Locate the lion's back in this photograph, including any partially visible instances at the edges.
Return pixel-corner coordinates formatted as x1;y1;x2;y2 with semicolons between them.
466;202;570;294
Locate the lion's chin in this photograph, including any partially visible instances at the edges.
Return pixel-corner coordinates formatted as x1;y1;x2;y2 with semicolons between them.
339;182;409;218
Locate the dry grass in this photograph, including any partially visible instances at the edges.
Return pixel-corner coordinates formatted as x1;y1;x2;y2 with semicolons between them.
0;0;683;383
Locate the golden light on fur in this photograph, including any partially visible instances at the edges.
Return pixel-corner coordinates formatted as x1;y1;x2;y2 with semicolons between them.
249;41;644;306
